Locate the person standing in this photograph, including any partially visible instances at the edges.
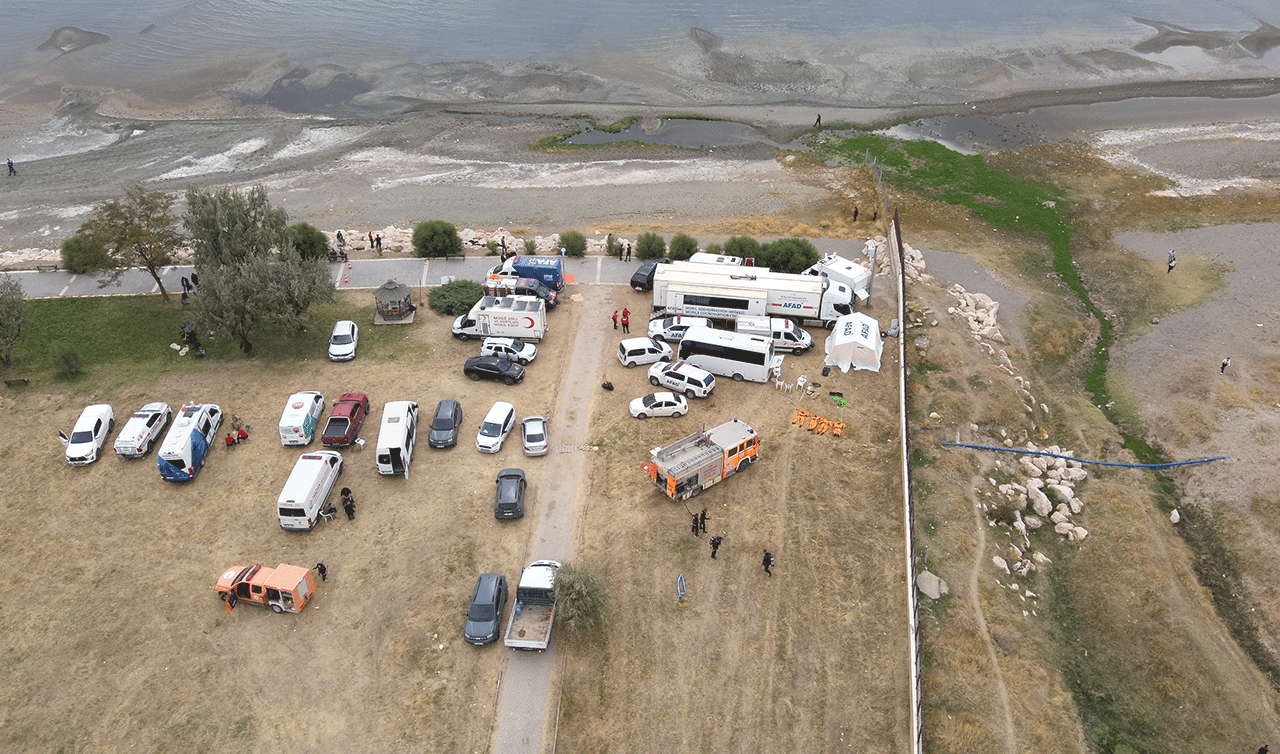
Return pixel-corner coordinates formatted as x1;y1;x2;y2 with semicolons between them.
621;308;630;334
375;234;382;251
341;487;356;520
7;159;15;176
699;508;708;533
181;276;192;294
762;549;774;576
691;513;700;537
814;114;821;128
709;535;722;559
315;561;327;581
612;310;619;330
190;272;199;291
1221;357;1231;374
368;231;374;248
336;230;345;248
1167;249;1177;274
626;243;632;261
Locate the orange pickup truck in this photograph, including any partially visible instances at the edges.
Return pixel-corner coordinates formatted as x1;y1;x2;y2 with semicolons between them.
215;563;316;614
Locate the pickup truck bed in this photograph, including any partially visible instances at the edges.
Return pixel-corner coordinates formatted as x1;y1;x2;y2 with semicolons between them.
505;600;554;649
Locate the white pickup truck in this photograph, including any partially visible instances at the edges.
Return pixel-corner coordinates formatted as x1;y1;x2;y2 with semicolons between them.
504;560;561;651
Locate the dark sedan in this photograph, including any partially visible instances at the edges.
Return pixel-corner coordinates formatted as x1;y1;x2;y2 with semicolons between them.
494;468;526;519
428;399;463;448
464;355;525;385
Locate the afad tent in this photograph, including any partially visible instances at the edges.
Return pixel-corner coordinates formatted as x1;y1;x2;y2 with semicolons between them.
824;313;883;373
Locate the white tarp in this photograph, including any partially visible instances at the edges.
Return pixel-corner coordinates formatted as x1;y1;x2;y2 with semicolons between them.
824;313;883;373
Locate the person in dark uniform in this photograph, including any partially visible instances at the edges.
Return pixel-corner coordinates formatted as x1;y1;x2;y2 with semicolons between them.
190;271;199;290
341;487;356;520
315;561;327;581
699;508;708;533
691;513;700;537
762;549;774;576
709;536;722;559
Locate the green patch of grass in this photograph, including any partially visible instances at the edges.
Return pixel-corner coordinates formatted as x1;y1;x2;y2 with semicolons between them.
966;374;988;390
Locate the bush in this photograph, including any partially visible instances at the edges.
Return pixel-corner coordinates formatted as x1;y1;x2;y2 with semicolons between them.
49;341;84;378
761;237;820;273
635;232;666;260
560;230;587;257
704;242;723;256
724;236;761;262
668;233;698;261
288;222;329;260
605;235;620;259
412;220;463;258
427;279;485;316
555;562;608;638
523;239;537;255
60;234;111;275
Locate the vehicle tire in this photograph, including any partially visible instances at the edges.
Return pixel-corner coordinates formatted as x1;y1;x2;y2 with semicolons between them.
468;372;482;381
826;320;836;331
650;377;661;387
737;456;755;472
504;377;516;385
653;334;665;342
145;437;155;455
675;410;686;417
108;419;115;434
270;604;284;614
456;333;470;341
626;361;636;368
636;412;648;420
732;373;744;382
686;389;697;399
520;358;530;365
689;485;702;498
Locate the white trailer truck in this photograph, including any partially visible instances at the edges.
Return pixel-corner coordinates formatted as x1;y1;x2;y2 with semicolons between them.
504;560;562;651
452;295;548;342
653;265;853;328
803;252;872;304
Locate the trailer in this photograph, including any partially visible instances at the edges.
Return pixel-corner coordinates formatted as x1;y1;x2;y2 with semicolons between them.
503;560;562;651
452;295;548;342
653;265;853;328
642;418;759;501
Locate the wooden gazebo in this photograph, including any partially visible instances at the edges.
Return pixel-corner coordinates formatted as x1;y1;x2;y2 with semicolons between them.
374;280;415;323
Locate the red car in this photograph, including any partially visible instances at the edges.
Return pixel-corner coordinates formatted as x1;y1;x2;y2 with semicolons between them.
321;393;370;447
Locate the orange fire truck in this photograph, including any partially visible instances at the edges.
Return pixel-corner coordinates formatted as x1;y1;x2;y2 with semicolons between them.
642;419;759;501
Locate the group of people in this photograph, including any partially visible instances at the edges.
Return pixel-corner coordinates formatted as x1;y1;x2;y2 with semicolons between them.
689;506;776;574
224;414;249;448
611;308;631;333
311;489;361;582
179;272;199;303
335;230;381;252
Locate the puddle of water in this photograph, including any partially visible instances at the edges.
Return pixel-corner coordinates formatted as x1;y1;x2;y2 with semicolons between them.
564;119;784;149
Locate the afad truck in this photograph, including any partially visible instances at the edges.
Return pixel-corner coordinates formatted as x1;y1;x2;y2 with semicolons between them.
652;264;853;328
452;296;548;341
504;560;562;651
803;252;872;304
642;418;759;501
488;255;565;291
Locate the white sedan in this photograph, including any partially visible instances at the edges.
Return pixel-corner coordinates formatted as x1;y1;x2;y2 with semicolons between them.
629;392;689;419
114;401;172;458
328;320;359;361
63;404;115;465
521;416;550;456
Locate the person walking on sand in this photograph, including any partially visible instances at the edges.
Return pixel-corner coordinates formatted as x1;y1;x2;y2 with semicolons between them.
699;507;708;533
1221;357;1231;374
814;114;821;128
341;487;356;520
691;513;701;537
709;535;723;559
1167;249;1177;274
762;549;774;576
612;310;619;330
7;159;14;176
315;561;327;581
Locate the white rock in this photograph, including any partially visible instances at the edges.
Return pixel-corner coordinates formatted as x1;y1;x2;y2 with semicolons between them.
1033;551;1051;564
1170;509;1181;523
1045;484;1073;504
1050;510;1071;524
992;556;1010;574
1024;515;1044;530
1031;455;1050;471
1069;498;1083;515
916;570;949;599
1064;467;1087;482
929;412;940;419
1072;526;1088;540
1029;488;1052;517
1020;459;1043;478
969;423;980;432
1054;521;1075;536
1025;478;1045;490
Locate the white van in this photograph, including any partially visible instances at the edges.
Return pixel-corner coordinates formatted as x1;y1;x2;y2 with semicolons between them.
676;326;783;383
277;450;344;530
157;403;223;482
736;316;813;353
617;337;673;368
279;390;325;446
376;401;419;478
688;252;747;266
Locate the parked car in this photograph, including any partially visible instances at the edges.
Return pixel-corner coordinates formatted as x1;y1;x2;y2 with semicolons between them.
114;401;171;458
617;337;673;368
464;355;525;385
520;416;550;457
629;392;689;419
494;468;527;519
64;404;115;466
476;401;517;453
464;572;509;645
328;320;359;361
321;393;370;447
630;257;672;291
279;391;326;446
480;337;538;365
648;316;711;343
647;360;716;399
427;399;464;448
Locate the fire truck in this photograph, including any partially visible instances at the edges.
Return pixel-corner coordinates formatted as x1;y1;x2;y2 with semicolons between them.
642;419;759;501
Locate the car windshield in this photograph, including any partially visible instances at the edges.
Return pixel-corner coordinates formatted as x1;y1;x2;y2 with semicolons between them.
641;396;659;408
432;416;454;430
699;376;714;387
331;333;353;345
468;604;496;621
69;430;95;443
480;422;501;437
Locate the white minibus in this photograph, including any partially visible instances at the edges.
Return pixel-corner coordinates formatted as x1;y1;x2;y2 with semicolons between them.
676;326;783;383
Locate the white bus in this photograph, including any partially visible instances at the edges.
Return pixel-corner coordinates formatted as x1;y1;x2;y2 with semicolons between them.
676;326;783;383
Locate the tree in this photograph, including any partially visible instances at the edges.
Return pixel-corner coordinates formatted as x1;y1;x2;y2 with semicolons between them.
761;237;820;273
635;232;666;260
605;234;620;259
704;242;723;256
668;233;698;261
428;279;485;316
79;185;183;301
554;562;608;638
184;185;289;268
412;220;463;258
288;222;329;261
559;230;586;257
59;234;111;274
723;236;761;262
523;239;537;255
0;273;29;366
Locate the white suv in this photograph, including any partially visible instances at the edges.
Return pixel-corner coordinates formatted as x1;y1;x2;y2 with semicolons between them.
480;337;538;365
476;401;517;453
648;316;711;343
647;360;716;398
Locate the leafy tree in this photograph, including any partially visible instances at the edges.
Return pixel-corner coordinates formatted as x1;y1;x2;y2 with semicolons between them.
635;232;666;260
0;274;29;366
605;234;620;259
723;236;761;262
59;234;111;275
523;239;537;255
428;279;485;316
668;233;698;261
288;222;329;261
412;220;463;258
554;562;608;638
559;230;586;257
184;185;289;268
761;237;820;273
79;185;183;301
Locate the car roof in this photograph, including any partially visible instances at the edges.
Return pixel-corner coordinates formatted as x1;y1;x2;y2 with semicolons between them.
522;415;546;425
497;468;525;479
435;398;459;414
485;401;515;419
473;572;504;600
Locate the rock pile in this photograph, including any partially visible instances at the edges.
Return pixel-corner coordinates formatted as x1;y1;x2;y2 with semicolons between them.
947;283;1005;344
326;226;635;257
992;442;1091;544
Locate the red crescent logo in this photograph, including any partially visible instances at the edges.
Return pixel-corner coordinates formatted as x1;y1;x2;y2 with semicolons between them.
291;402;303;409
523;317;535;328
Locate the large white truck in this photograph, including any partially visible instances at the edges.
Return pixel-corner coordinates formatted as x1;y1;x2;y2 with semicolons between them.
452;295;548;342
652;264;854;328
803;252;872;304
504;560;562;651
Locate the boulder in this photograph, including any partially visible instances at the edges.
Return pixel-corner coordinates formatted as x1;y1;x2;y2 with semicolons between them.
1170;509;1181;524
1029;488;1053;517
1064;467;1088;482
1050;509;1071;524
992;556;1010;574
1025;478;1045;490
1046;484;1075;505
916;570;949;599
1020;458;1043;478
1031;455;1050;471
1072;526;1089;541
1069;498;1083;515
1054;521;1075;536
1032;551;1052;564
1024;515;1044;530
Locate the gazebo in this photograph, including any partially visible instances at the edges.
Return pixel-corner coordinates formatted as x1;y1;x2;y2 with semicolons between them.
374;280;415;323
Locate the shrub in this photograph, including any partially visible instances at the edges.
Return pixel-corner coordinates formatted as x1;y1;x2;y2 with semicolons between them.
428;279;485;316
412;220;463;258
560;230;587;257
523;239;537;255
761;237;820;273
635;232;666;260
288;222;329;260
555;562;609;638
723;236;761;262
605;235;620;259
60;234;111;275
704;242;723;256
668;233;698;261
49;341;84;378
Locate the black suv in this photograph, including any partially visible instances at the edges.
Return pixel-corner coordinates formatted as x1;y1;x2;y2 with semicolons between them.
494;468;527;519
464;355;525;385
427;399;463;448
463;573;508;645
630;257;672;291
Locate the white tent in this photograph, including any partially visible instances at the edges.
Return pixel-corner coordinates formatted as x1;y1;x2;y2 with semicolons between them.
824;313;883;373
